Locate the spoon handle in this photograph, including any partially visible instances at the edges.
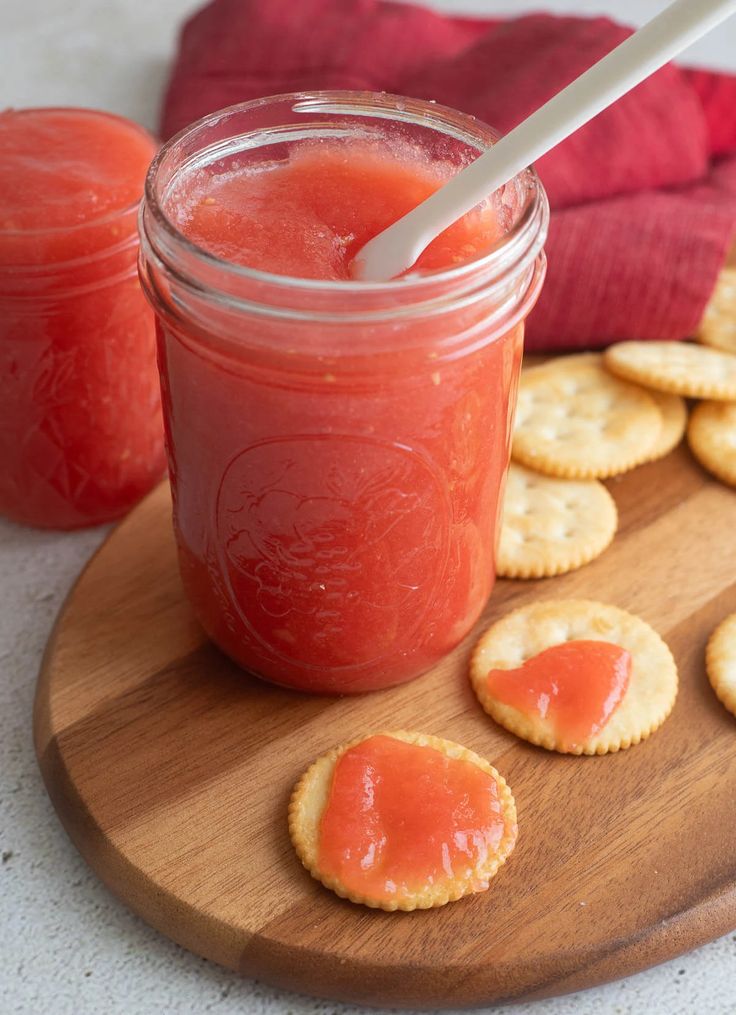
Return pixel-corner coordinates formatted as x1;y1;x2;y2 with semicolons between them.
354;0;736;282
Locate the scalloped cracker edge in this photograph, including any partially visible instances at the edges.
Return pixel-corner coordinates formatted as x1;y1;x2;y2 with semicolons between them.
498;464;617;578
697;267;736;354
605;341;736;401
289;730;518;911
688;401;736;487
470;599;678;755
706;613;736;718
512;353;662;479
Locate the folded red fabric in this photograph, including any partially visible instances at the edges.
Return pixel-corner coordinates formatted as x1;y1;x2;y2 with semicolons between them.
161;0;736;350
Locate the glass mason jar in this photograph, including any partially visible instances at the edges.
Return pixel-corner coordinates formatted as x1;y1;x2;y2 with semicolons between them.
139;92;548;694
0;108;166;530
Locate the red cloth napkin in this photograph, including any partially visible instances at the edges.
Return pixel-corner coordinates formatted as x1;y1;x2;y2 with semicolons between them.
161;0;736;351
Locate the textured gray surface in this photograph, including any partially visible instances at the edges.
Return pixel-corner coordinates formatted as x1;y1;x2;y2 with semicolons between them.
2;2;736;1013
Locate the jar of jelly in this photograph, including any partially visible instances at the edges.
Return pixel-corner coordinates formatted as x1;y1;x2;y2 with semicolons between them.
139;92;548;693
0;108;165;529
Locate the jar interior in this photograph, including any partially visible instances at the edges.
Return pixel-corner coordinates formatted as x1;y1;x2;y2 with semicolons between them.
159;112;523;272
148;94;541;288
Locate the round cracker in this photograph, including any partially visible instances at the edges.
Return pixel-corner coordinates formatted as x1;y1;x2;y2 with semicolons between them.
697;267;736;354
604;340;736;400
687;400;736;487
706;613;736;718
497;463;618;579
470;599;678;755
645;390;688;461
512;353;661;479
289;730;517;911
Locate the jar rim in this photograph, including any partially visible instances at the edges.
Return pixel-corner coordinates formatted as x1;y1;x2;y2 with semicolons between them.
0;107;156;238
143;90;547;297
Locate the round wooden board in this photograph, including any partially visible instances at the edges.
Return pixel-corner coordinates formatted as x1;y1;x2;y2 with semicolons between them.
35;449;736;1009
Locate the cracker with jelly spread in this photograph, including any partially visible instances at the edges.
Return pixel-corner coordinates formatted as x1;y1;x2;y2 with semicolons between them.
289;730;517;911
697;267;736;355
470;600;678;755
498;464;617;579
706;613;736;718
645;390;688;461
604;341;736;400
512;354;662;479
687;401;736;488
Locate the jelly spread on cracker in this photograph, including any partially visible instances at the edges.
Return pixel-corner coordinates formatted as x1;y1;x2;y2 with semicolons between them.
487;640;631;748
317;735;507;903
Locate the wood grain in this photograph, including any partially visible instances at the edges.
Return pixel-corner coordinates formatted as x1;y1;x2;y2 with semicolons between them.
34;443;736;1009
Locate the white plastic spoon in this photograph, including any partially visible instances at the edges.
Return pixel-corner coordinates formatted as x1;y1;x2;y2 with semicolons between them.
352;0;736;282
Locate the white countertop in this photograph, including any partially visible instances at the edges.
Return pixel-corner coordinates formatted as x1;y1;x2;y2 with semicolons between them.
2;2;736;1013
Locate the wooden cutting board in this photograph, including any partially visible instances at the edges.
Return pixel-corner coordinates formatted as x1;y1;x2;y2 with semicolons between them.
34;443;736;1009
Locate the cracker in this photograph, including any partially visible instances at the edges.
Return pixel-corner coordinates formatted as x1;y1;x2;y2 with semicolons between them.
706;613;736;718
512;353;661;479
645;390;688;461
289;730;517;911
697;267;736;354
604;340;736;400
470;599;678;755
497;463;618;578
687;401;736;487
